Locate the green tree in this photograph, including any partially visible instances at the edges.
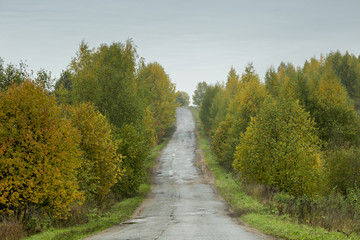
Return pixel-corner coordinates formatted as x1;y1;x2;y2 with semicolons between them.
192;81;208;106
0;59;27;91
265;66;279;96
233;97;323;197
211;114;235;169
136;62;178;139
34;69;53;91
326;147;360;194
54;70;73;104
111;124;151;198
0;58;53;92
70;40;143;128
327;51;360;110
199;84;222;132
0;81;83;219
176;91;190;106
308;69;360;145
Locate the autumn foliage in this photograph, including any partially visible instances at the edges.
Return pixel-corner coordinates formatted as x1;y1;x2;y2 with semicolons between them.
0;40;179;238
0;81;83;219
198;51;360;233
233;98;323;197
63;103;124;205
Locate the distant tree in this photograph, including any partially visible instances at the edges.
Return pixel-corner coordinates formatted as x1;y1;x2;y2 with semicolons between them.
210;68;240;130
233;97;323;197
192;81;208;106
0;81;83;219
0;58;53;92
308;69;360;146
265;66;279;96
327;51;360;109
0;59;27;91
55;70;73;104
176;91;190;106
34;69;53;91
55;70;72;91
199;84;222;132
225;67;240;95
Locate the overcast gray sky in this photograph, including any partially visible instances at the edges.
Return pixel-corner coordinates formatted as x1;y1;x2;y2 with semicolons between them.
1;0;359;99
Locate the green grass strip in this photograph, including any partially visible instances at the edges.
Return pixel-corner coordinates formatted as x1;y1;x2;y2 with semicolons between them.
190;107;359;240
242;213;358;240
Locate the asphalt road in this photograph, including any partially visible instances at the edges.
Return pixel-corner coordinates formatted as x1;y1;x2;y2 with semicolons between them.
85;107;269;240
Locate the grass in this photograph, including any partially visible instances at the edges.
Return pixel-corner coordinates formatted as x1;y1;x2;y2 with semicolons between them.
22;137;170;240
190;106;359;240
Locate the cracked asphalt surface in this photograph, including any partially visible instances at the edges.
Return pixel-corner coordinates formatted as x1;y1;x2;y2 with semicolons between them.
85;107;269;240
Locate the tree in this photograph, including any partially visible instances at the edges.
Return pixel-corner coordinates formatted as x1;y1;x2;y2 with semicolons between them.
199;84;222;132
136;62;178;139
211;114;235;169
70;40;143;129
0;81;83;219
308;69;360;145
54;70;73;104
64;103;124;205
0;59;27;91
326;147;360;194
111;124;151;198
0;58;53;92
34;69;53;91
210;68;240;130
326;51;360;110
233;97;323;197
176;91;190;106
265;66;279;96
192;81;208;106
212;65;267;169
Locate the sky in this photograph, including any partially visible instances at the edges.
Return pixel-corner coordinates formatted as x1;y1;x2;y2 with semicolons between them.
1;0;360;101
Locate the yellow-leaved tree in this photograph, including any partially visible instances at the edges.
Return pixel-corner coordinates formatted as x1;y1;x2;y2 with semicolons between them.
0;81;83;219
212;65;267;169
63;103;124;206
233;97;323;197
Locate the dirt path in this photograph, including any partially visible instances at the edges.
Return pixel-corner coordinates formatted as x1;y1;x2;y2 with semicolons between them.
85;107;269;240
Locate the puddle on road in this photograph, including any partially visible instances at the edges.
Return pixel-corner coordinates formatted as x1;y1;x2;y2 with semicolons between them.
121;216;157;225
173;208;216;217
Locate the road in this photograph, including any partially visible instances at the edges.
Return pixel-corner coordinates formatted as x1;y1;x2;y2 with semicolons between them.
85;107;269;240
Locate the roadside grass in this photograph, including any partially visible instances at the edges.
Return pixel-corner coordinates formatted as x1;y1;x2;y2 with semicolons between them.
190;107;359;240
22;137;170;240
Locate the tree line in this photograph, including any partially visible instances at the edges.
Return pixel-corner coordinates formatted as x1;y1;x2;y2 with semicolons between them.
0;40;179;235
196;51;360;233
